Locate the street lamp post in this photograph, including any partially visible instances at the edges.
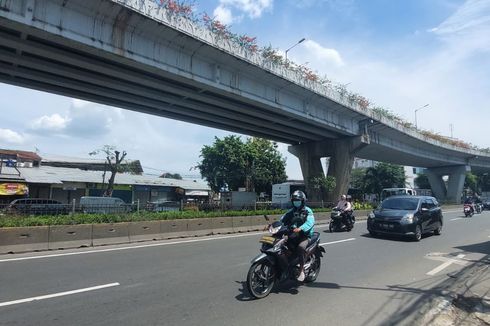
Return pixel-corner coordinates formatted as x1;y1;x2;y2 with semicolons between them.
285;38;306;62
414;104;430;129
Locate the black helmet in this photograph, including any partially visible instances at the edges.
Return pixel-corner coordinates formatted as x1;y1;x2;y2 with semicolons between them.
291;190;306;207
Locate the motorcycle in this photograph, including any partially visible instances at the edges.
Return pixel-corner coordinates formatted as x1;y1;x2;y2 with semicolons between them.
475;203;483;214
464;204;474;217
246;216;325;299
329;208;355;232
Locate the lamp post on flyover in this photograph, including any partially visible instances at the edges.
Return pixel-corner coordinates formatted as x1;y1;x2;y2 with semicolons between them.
285;38;306;62
414;104;430;130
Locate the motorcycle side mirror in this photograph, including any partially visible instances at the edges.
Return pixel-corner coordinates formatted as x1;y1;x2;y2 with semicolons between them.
263;214;270;222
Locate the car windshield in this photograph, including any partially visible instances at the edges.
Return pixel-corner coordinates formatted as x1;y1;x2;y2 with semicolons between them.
381;198;419;210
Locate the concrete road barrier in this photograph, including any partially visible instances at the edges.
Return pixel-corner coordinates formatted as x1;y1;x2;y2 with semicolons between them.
48;225;92;250
129;221;162;242
161;219;188;239
0;226;49;254
92;223;130;246
232;216;253;233
187;218;213;237
211;217;233;234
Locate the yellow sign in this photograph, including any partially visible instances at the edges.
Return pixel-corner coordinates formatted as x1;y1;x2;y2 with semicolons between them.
0;183;29;196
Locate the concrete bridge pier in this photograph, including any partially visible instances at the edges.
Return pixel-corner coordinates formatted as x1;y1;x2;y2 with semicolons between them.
289;136;368;204
426;165;470;204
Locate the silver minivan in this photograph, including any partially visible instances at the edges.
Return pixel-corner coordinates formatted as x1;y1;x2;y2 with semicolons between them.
80;196;129;214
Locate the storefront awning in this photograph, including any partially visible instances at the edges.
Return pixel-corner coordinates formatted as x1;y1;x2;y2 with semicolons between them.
0;183;29;196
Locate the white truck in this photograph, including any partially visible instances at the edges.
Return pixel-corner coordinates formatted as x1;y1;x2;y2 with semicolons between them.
272;182;306;209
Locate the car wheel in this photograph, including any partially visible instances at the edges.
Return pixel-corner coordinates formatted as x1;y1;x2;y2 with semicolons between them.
433;222;442;235
413;225;422;241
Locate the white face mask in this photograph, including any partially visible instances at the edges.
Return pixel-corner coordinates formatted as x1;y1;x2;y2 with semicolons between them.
293;200;302;208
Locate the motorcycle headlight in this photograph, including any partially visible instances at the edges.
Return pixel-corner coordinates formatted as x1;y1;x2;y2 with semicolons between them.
269;224;281;234
400;213;414;224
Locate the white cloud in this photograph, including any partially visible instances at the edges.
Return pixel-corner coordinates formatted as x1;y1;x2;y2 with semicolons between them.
72;99;92;108
303;40;345;67
30;113;69;132
430;0;490;53
0;128;25;144
213;5;235;25
213;0;273;24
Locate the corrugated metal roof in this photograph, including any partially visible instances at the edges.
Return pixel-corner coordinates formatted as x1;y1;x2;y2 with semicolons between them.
0;166;24;182
17;166;210;191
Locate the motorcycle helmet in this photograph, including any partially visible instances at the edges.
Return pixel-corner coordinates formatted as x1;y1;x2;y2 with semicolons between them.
291;190;306;209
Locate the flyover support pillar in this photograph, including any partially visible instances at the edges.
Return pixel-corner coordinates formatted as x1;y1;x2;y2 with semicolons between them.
289;136;368;205
288;143;324;203
426;165;470;204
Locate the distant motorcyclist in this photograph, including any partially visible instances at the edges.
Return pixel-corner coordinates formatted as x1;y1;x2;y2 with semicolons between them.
335;194;354;226
464;197;476;214
280;190;315;282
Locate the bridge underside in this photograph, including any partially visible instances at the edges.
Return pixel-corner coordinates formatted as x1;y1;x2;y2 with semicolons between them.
0;21;345;145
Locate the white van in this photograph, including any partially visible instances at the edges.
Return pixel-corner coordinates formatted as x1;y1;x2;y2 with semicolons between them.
80;196;129;214
381;188;416;201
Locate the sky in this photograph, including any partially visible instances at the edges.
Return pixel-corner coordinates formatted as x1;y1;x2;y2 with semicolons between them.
1;0;490;180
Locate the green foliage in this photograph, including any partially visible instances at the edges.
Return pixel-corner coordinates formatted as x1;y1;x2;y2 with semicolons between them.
476;172;490;192
0;209;287;228
197;136;287;194
310;176;336;194
161;173;183;180
414;173;431;189
350;168;366;190
465;172;478;193
362;162;406;196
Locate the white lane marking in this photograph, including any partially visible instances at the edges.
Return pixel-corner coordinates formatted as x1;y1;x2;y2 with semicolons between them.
319;238;356;246
0;282;120;307
450;218;463;221
426;254;466;276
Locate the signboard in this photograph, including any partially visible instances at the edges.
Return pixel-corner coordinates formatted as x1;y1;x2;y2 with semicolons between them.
0;183;29;196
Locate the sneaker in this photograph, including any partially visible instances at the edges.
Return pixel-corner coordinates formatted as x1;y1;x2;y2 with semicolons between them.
297;270;305;282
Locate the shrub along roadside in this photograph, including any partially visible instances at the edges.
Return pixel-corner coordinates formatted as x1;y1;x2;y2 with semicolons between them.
0;208;333;228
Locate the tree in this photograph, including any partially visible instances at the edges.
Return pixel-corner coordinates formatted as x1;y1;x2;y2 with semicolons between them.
414;173;431;189
465;172;478;193
89;145;131;197
350;168;367;190
310;175;336;200
197;136;287;194
362;162;406;196
160;173;183;180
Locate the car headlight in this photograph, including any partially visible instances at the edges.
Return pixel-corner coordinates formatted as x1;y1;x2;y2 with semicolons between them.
368;212;375;219
400;213;414;224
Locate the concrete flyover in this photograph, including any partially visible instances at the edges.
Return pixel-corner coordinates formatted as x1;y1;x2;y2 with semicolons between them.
0;0;489;203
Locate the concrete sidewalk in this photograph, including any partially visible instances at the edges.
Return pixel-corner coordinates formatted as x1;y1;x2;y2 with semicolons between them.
416;254;490;325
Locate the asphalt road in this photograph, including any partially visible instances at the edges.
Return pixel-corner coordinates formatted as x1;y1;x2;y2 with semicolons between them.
0;209;489;326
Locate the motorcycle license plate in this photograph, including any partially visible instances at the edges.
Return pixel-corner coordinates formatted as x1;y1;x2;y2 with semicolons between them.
259;236;275;245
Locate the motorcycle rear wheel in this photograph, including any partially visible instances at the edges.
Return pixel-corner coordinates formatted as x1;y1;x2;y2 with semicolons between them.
305;253;321;283
246;260;276;299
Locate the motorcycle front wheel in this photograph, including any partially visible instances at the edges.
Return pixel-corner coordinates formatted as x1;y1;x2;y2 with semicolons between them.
246;260;276;299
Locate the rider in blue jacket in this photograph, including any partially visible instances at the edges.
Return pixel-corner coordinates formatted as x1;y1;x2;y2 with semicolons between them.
280;190;315;281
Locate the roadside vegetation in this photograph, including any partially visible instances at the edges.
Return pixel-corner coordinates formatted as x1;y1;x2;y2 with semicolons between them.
0;203;378;228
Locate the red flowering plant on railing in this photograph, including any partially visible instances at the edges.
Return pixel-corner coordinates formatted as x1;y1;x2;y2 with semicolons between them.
155;0;197;21
149;0;489;153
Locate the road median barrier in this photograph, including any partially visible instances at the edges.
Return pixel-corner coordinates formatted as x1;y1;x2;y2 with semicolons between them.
129;221;162;242
187;218;213;237
0;226;49;254
48;225;92;250
232;216;253;233
211;217;234;234
92;222;130;246
161;219;188;239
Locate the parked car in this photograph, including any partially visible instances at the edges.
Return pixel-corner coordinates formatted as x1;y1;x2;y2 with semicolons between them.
482;199;490;210
7;198;68;215
145;199;180;212
80;196;130;214
367;196;443;241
